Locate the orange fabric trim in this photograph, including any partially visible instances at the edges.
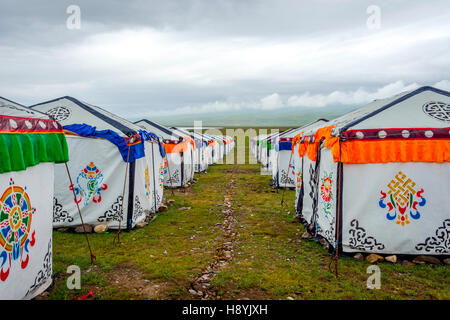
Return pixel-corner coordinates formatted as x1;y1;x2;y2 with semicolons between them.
298;138;308;158
291;123;449;164
291;131;304;153
185;136;196;151
335;139;450;163
164;140;189;153
315;125;333;142
306;140;318;161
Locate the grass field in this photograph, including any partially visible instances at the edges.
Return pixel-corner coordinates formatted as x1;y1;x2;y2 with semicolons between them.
48;130;449;300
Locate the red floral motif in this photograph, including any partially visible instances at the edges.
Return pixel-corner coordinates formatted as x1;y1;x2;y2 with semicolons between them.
321;177;332;202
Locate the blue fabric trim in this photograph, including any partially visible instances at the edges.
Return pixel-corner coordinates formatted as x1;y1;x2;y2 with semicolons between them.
139;130;166;158
276;141;292;151
63;123;145;163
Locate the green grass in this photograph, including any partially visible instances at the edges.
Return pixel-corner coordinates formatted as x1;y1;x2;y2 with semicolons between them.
48;128;450;300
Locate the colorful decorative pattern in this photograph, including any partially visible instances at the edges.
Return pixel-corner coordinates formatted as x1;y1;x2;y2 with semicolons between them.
320;171;333;217
295;169;303;203
0;178;36;281
71;162;108;206
159;163;164;188
379;171;426;226
145;166;151;200
296;170;302;189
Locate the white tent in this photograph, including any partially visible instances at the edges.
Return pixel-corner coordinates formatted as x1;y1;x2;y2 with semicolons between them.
0;96;68;299
251;134;268;164
294;86;450;256
259;132;281;174
171;128;210;173
170;127;196;182
273;121;328;188
135;119;195;188
212;135;234;160
199;133;217;165
30;96;164;230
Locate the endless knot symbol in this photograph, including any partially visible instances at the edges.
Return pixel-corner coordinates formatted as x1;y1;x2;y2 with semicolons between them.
422;101;450;122
46;106;71;121
386;171;416;207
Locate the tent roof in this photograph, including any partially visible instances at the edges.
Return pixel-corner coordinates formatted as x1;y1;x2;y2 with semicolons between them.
330;86;450;134
0;96;51;119
170;127;201;141
30;96;143;137
135;119;182;140
279;119;329;138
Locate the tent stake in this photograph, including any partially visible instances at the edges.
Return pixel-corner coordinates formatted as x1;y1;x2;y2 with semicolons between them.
64;163;96;264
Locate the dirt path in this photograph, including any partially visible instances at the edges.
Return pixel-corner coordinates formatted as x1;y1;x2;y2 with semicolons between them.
188;165;240;299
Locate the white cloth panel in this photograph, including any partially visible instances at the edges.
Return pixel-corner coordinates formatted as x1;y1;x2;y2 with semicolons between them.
300;155;317;227
131;155;151;227
277;150;296;188
315;148;338;247
164;153;183;187
53;136;130;229
0;163;54;299
342;162;450;255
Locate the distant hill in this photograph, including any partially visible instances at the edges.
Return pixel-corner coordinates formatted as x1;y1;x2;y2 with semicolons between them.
138;105;357;128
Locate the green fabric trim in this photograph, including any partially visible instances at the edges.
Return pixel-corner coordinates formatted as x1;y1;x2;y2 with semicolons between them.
0;132;69;174
260;140;273;150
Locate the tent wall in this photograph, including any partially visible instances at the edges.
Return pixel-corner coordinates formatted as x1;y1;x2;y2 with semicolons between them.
275;150;296;188
146;141;164;213
297;154;318;229
315;148;338;248
164;152;184;188
342;162;450;255
293;143;302;212
0;163;54;300
53;136;131;229
130;154;152;227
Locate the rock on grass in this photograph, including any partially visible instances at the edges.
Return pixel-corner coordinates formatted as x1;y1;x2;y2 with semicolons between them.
366;254;384;264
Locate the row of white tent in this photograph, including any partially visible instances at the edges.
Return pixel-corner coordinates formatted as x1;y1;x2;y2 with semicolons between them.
0;95;234;299
252;86;450;257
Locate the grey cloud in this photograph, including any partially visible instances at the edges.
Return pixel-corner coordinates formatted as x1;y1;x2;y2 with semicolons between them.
0;0;449;120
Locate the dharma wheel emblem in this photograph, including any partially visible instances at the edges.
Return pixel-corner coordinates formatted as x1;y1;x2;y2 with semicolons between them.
47;106;71;121
422;101;450;122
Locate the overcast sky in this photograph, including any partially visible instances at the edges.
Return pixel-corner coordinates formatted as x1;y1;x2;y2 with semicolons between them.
1;0;449;119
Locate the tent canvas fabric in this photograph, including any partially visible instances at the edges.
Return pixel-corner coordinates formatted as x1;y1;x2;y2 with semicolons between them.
293;86;450;255
30;97;164;230
189;131;212;172
272;121;328;188
171;127;209;173
259;132;281;174
135;119;189;188
0;96;68;300
201;133;220;165
170;127;195;183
